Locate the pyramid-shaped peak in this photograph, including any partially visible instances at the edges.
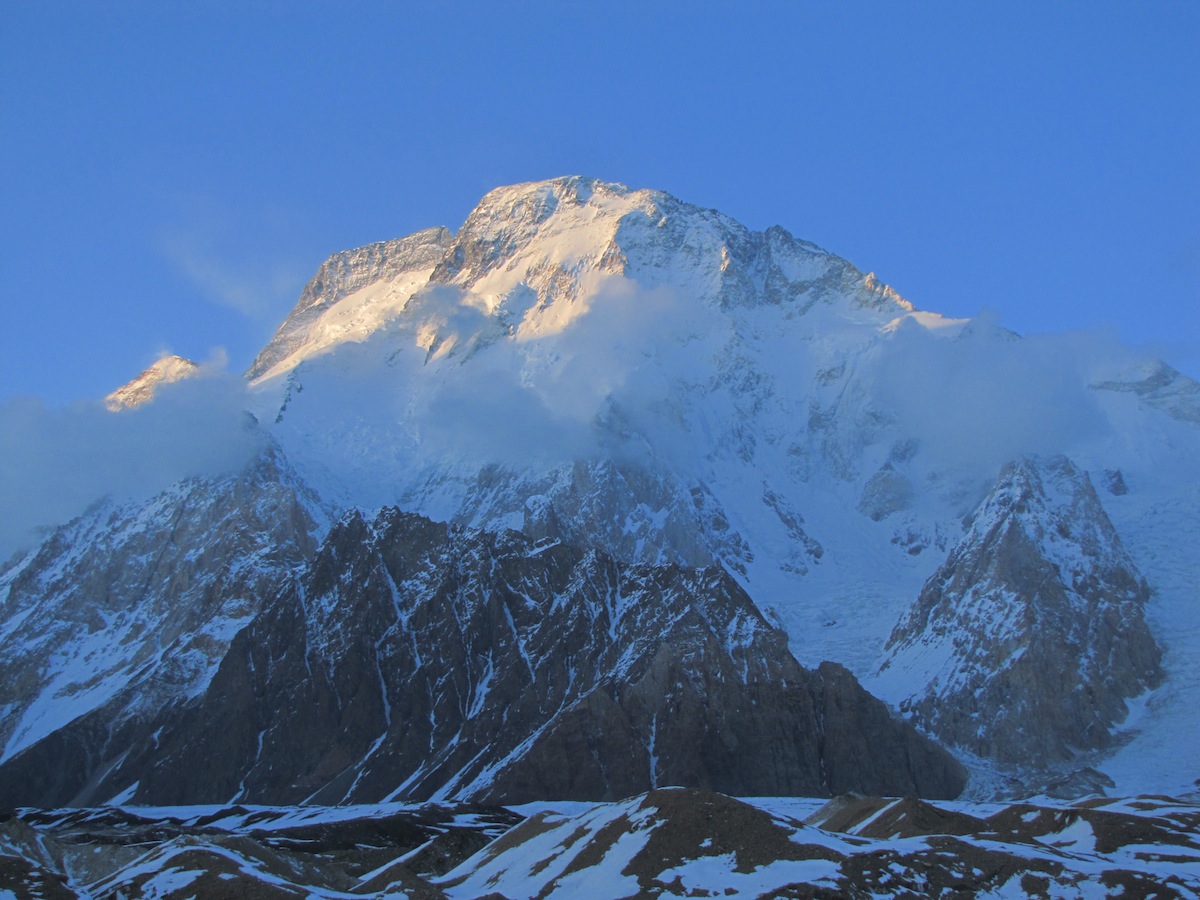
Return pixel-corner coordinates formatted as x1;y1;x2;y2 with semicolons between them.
105;355;201;411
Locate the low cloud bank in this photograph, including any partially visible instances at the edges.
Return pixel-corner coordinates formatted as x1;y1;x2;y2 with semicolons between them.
13;274;1169;561
870;312;1128;477
414;278;702;469
0;373;264;560
268;277;1169;513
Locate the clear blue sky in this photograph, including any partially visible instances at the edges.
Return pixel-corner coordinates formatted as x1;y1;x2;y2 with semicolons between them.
2;1;1197;403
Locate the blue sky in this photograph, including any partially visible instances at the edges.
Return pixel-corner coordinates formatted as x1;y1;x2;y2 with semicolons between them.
2;1;1197;403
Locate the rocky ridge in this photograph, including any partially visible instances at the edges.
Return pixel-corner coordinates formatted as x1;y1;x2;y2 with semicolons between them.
4;791;1197;898
877;455;1162;766
0;507;964;808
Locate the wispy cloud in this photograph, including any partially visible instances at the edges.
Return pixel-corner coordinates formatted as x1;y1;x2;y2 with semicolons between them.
869;312;1119;478
158;198;308;321
161;232;304;320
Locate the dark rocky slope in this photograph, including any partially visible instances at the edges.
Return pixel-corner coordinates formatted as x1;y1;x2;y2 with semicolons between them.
879;455;1162;766
0;508;964;807
0;443;323;784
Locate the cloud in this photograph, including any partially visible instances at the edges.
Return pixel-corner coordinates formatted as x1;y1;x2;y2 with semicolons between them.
161;232;304;319
264;275;711;504
157;196;308;320
869;311;1114;477
412;277;707;470
262;273;1168;523
0;374;265;560
413;360;594;467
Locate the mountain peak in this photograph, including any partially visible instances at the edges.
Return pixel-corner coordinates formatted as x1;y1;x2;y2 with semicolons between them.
6;177;1200;813
105;355;200;410
878;454;1162;768
246;177;913;387
246;226;455;380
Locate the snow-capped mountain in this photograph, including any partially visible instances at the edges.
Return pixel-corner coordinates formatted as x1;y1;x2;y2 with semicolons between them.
0;500;964;808
246;227;455;382
103;354;200;410
3;176;1199;807
8;506;961;809
0;445;327;799
877;456;1161;768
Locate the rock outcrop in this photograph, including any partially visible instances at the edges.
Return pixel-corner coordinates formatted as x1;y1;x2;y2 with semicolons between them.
878;456;1162;766
0;443;325;799
0;508;964;807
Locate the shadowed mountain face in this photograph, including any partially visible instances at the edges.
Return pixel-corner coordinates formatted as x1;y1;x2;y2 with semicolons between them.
0;445;324;779
880;456;1162;766
0;508;964;808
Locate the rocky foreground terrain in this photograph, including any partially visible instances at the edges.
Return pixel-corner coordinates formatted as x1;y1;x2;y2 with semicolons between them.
1;790;1197;898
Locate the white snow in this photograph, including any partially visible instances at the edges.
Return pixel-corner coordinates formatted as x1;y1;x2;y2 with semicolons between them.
439;797;656;899
105;354;201;411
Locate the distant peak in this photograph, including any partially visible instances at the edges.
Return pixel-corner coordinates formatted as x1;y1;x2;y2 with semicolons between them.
105;355;200;411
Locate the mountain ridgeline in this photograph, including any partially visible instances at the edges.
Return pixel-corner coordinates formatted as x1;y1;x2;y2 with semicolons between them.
2;176;1196;807
0;507;964;808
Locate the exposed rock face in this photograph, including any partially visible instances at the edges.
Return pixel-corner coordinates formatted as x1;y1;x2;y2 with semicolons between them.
104;354;200;410
809;661;965;798
443;460;767;574
247;226;455;380
155;509;961;805
1101;468;1129;496
0;508;963;808
0;443;325;797
878;456;1162;766
1092;359;1200;424
858;460;914;521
